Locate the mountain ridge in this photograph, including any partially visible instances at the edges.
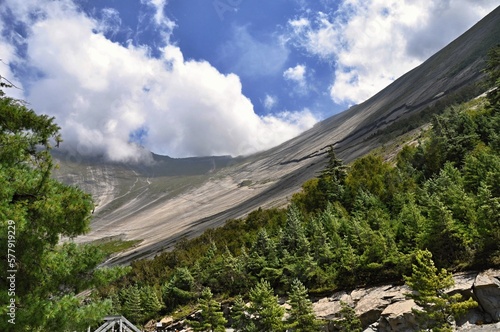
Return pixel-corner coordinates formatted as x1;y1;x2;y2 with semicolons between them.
54;6;500;265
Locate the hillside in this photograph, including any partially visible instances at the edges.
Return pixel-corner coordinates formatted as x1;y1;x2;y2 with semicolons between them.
54;6;500;265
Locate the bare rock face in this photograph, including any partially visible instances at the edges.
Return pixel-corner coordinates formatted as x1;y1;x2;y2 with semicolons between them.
313;269;500;332
473;269;500;322
354;285;408;327
378;300;419;332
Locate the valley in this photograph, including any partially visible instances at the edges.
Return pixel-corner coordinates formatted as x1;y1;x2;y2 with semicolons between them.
53;6;500;266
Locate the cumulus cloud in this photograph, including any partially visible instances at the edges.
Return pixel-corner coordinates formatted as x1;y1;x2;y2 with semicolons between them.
288;0;498;105
0;0;317;161
284;64;306;86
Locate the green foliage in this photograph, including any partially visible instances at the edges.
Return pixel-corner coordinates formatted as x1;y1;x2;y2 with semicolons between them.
162;267;196;311
91;239;142;257
485;44;500;111
120;285;144;324
292;147;347;212
188;288;226;332
335;301;362;332
280;206;309;256
108;80;500;327
118;284;163;324
247;280;285;332
286;279;321;331
404;250;477;331
0;95;127;331
140;285;163;322
291;178;321;212
231;295;249;331
419;163;477;266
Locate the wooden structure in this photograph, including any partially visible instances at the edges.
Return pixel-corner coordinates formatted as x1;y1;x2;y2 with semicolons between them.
94;315;142;332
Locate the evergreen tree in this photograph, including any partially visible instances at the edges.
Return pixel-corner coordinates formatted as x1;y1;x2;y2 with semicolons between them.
305;216;334;265
280;206;309;256
475;182;500;260
162;267;196;311
395;196;426;253
252;228;278;261
247;228;281;283
219;247;248;295
188;288;227;332
419;164;476;266
286;279;321;331
485;44;500;111
231;295;251;332
140;285;163;321
317;146;347;207
0;93;128;331
248;279;285;332
121;285;144;324
335;301;362;332
404;250;477;331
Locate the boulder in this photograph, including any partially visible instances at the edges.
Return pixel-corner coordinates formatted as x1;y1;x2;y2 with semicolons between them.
448;271;478;298
311;269;500;331
378;299;419;332
313;291;352;320
354;285;408;327
473;269;500;322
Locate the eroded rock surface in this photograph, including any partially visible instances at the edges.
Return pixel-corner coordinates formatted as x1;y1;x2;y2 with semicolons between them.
312;269;500;332
474;269;500;322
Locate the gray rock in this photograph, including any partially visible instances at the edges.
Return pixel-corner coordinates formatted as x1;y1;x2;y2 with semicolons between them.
379;299;419;332
313;297;342;321
354;285;408;327
457;321;500;331
473;269;500;322
449;271;478;298
312;269;500;331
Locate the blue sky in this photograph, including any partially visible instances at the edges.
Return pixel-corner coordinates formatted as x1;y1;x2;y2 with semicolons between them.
0;0;497;160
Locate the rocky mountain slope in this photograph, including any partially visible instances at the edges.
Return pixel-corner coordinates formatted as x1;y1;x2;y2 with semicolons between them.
54;6;500;265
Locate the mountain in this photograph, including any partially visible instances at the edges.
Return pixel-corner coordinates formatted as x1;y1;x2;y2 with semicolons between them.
54;6;500;265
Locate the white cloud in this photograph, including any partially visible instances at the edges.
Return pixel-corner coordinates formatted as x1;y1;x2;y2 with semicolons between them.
0;35;24;99
96;8;122;37
289;17;310;30
141;0;176;42
1;0;317;161
263;94;278;110
289;0;498;105
284;64;306;85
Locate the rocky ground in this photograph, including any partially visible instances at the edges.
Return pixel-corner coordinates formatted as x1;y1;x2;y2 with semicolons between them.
153;269;500;332
313;269;500;331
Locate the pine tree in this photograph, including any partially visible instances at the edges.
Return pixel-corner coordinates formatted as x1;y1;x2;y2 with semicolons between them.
485;45;500;111
317;146;347;207
188;288;227;332
121;285;144;324
162;267;196;310
404;250;477;331
335;301;362;332
231;295;250;332
287;279;321;331
281;205;309;256
0;92;127;331
248;279;285;332
140;285;163;321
